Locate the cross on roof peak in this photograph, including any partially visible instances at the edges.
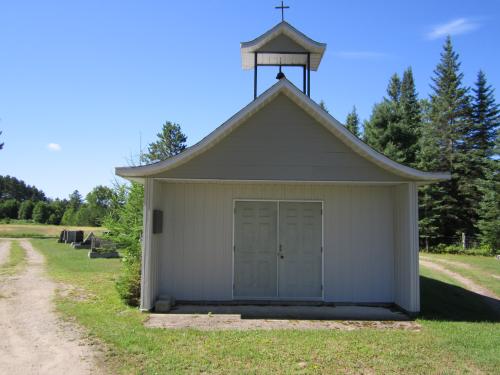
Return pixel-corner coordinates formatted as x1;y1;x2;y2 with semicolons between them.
275;1;290;22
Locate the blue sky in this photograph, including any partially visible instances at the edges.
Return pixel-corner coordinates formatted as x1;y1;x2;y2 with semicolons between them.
1;0;499;199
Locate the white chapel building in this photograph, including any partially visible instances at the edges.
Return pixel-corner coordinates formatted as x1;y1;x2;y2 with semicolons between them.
116;19;449;316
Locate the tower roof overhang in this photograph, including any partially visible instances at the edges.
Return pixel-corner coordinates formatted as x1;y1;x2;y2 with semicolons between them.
241;21;327;71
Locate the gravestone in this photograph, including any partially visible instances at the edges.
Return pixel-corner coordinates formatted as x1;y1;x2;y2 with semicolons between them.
88;236;120;259
73;232;95;249
65;230;84;244
58;230;66;243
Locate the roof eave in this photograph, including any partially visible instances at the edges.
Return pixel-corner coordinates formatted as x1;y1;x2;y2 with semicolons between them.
115;79;451;183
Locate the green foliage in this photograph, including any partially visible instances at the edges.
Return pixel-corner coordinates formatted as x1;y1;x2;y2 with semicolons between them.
424;243;493;256
0;175;46;202
104;182;144;306
363;68;421;166
0;199;20;219
61;207;76;226
418;36;475;244
476;157;499;253
470;70;499;159
115;261;141;306
68;190;83;210
32;201;50;223
27;239;500;374
345;106;360;137
18;200;34;220
85;185;113;226
75;205;92;226
106;121;187;306
141;121;187;163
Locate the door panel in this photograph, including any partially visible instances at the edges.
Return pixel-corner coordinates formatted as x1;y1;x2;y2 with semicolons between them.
234;201;277;297
278;202;322;298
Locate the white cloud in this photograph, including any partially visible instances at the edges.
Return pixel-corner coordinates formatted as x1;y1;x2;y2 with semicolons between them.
427;18;480;40
47;143;61;152
333;51;388;60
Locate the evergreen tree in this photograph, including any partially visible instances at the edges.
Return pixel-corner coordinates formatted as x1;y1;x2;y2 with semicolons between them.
0;175;46;202
387;73;401;103
476;135;499;252
419;36;473;244
68;190;83;210
470;70;499;159
363;73;405;163
106;121;187;306
364;69;422;167
345;106;360;137
141;121;187;163
399;67;421;165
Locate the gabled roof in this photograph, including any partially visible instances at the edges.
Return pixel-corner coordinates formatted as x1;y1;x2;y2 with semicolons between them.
116;79;450;183
241;21;327;71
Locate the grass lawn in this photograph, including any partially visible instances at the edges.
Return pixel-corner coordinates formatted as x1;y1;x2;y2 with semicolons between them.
0;223;106;239
422;253;500;297
0;240;27;276
32;239;500;374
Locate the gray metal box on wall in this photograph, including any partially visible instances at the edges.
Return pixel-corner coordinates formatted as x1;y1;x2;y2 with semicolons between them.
153;210;163;234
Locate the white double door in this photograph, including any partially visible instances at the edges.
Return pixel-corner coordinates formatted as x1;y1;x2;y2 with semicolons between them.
234;201;322;299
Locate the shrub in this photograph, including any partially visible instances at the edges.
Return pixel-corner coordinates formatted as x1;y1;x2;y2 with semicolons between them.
424;243;493;256
104;182;144;306
115;261;141;306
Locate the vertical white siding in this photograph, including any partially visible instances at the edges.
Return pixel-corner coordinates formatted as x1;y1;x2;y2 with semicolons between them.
393;183;420;313
154;181;396;304
141;179;163;310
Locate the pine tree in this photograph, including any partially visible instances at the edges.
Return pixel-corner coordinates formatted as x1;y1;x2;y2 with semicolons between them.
345;106;360;137
476;163;499;252
419;36;473;244
387;73;401;103
363;71;421;165
470;70;499;159
470;71;500;250
399;67;421;165
141;121;187;163
476;135;499;252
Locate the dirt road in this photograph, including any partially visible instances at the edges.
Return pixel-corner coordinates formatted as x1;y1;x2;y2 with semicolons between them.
0;240;10;266
0;240;104;374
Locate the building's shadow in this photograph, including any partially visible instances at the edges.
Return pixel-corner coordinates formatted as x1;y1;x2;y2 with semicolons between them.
419;276;500;322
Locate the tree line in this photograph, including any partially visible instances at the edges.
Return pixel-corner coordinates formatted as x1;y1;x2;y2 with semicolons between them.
0;175;113;227
341;37;498;252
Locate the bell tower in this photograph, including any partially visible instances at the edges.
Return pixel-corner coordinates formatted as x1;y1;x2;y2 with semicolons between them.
240;2;327;99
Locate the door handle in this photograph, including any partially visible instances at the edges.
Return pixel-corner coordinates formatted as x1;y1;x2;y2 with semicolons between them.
279;244;284;259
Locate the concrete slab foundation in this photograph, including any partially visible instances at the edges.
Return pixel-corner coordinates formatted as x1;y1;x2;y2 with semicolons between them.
145;305;419;331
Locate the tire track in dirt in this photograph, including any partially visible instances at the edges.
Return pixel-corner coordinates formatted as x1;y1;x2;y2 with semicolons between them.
0;240;11;266
421;256;500;283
